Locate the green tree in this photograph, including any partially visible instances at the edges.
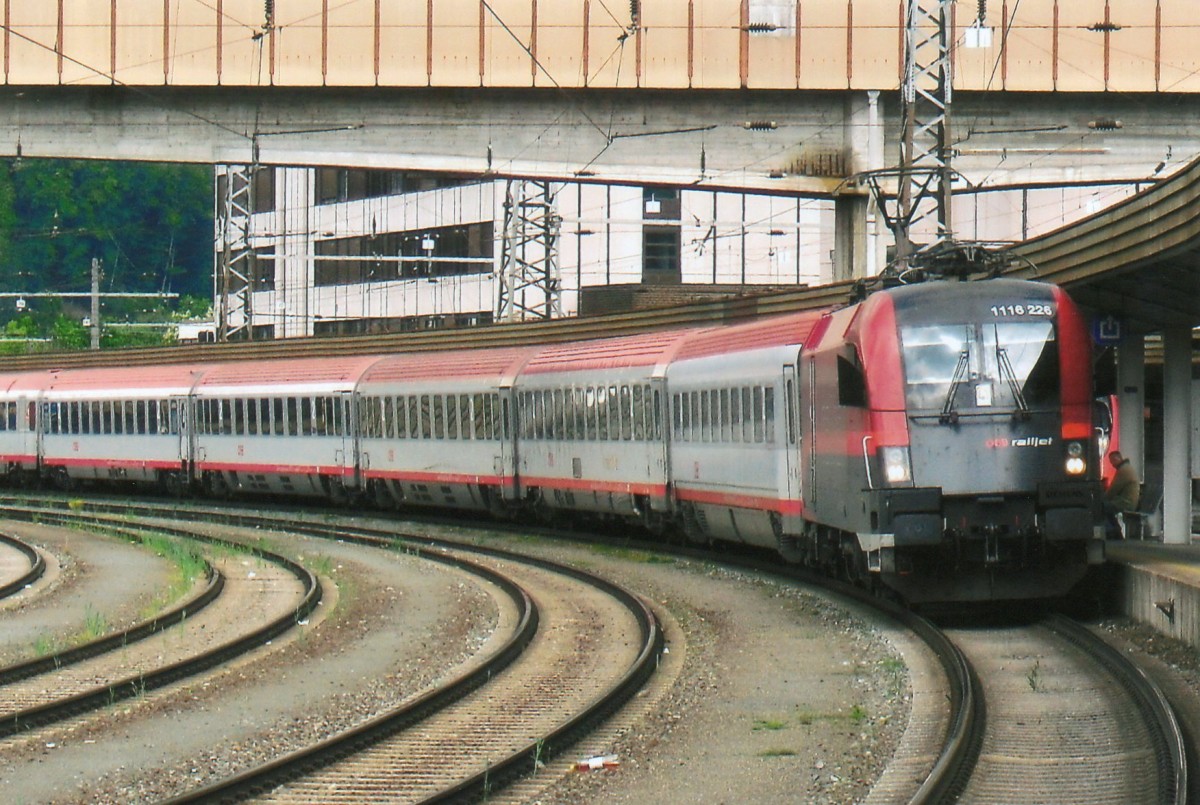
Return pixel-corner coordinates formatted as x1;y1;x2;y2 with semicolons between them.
0;158;212;330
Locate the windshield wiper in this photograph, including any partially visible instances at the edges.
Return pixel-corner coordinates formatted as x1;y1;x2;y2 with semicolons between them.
939;349;969;425
996;347;1031;420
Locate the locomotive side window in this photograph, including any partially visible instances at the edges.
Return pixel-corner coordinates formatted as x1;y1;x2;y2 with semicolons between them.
837;351;867;408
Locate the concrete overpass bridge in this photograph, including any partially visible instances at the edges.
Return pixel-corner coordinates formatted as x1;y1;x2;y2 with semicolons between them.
1;1;1198;196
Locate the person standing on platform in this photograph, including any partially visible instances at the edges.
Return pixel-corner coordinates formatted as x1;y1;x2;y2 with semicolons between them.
1104;450;1140;538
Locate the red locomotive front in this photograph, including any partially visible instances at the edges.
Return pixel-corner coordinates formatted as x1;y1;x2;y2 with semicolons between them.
800;278;1104;603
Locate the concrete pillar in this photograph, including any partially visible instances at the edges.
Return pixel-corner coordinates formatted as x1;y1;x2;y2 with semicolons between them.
833;92;877;282
833;195;868;281
1162;326;1192;543
1116;334;1145;479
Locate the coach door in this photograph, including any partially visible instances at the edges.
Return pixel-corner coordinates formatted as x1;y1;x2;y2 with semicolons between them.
169;396;191;472
22;397;38;471
497;386;520;500
781;363;801;503
336;392;356;489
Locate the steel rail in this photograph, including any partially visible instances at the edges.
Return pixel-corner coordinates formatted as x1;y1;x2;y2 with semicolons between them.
0;555;223;687
162;530;540;804
0;507;321;738
1041;613;1188;805
0;530;46;600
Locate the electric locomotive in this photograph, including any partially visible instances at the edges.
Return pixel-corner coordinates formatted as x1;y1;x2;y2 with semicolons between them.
793;278;1103;603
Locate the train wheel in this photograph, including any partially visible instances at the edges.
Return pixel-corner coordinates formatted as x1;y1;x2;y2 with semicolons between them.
53;467;76;492
161;471;187;498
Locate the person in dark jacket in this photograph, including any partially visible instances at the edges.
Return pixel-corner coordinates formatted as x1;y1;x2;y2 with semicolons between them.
1104;451;1140;538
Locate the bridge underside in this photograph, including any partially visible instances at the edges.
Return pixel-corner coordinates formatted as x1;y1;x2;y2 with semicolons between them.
0;87;1192;197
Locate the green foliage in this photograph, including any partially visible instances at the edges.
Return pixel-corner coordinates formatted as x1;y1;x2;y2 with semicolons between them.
0;157;212;343
52;315;89;349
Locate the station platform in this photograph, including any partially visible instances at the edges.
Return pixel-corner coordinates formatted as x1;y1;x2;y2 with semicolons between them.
1104;538;1200;650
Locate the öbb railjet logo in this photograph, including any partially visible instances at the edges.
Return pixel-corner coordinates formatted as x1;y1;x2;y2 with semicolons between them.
985;436;1053;449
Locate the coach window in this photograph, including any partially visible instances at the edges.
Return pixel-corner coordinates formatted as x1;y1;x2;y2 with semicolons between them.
465;393;482;440
752;387;764;443
113;400;125;434
403;397;416;438
255;398;268;435
246;398;259;435
616;386;630;440
439;395;453;439
764;387;776;444
416;395;430;439
267;398;281;435
315;397;326;436
741;388;754;442
603;385;616;441
630;386;644;441
282;398;296;436
427;395;440;439
230;399;243;435
123;401;135;435
576;388;588;440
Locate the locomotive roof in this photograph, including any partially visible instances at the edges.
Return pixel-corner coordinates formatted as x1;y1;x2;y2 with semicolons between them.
40;364;209;396
359;346;535;385
195;355;382;394
671;310;828;362
520;329;702;375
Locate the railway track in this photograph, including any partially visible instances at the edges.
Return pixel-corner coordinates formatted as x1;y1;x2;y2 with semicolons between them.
0;496;664;803
0;531;45;600
0;514;316;738
0;494;974;801
10;493;1185;804
947;614;1188;804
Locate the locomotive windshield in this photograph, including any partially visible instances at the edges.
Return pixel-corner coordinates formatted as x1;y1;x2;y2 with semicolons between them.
900;321;1059;414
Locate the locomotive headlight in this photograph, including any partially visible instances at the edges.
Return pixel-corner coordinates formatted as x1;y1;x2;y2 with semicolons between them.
1065;441;1086;475
880;446;913;485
